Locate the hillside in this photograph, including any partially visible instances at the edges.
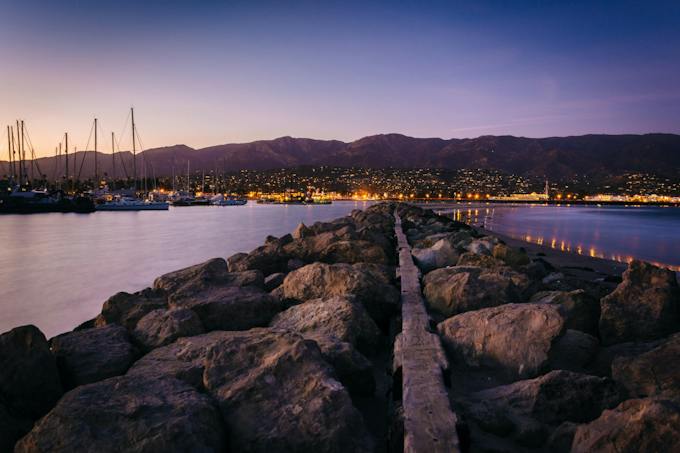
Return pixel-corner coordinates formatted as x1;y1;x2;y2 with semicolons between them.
2;133;679;180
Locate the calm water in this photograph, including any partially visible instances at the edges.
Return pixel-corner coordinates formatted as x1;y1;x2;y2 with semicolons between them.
437;203;680;272
0;201;374;337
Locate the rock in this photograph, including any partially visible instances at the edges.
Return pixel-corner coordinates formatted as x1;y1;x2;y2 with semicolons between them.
466;237;498;255
412;238;460;273
438;303;565;380
154;257;228;294
549;329;599;372
587;339;663;377
531;290;600;335
270;295;382;355
127;331;231;389
309;334;376;396
599;260;680;345
0;403;32;453
456;252;505;268
154;258;265;298
226;252;248;270
282;262;399;328
169;285;281;332
95;288;167;331
423;266;523;318
287;258;305;271
462;370;621;447
493;243;530;267
203;328;373;452
546;422;578;453
0;325;63;419
15;375;227;452
319;240;390;265
227;244;289;275
571;398;680;453
611;332;680;399
264;272;286;291
50;324;138;389
132;308;204;351
292;222;313;239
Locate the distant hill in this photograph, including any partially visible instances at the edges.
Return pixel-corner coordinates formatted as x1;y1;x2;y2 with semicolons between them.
2;133;679;180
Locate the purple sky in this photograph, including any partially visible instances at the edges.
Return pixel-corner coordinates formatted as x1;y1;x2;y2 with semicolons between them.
1;0;679;157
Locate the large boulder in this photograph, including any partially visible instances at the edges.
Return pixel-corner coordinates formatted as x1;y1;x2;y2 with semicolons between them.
571;398;680;453
50;324;138;389
599;260;680;345
292;222;313;239
0;325;62;446
282;262;399;328
203;328;373;452
611;332;680;399
270;295;382;355
437;304;566;380
0;403;32;452
412;238;460;273
95;288;167;331
423;266;524;317
127;331;231;389
132;308;204;351
155;257;264;298
461;370;621;448
227;244;289;276
169;285;281;332
531;290;600;336
492;243;530;267
15;375;227;452
319;240;390;265
308;334;376;396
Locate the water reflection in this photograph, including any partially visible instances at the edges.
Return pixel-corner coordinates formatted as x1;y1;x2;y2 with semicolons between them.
441;204;680;272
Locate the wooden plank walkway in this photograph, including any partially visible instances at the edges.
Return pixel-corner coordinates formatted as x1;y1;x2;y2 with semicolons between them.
394;212;461;453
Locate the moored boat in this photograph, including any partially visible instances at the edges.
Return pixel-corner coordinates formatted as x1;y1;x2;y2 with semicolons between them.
96;196;169;211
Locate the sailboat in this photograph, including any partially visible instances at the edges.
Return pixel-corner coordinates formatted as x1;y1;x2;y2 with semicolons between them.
96;108;169;211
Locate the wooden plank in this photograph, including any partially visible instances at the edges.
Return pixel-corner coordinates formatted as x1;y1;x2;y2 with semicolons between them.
394;212;460;453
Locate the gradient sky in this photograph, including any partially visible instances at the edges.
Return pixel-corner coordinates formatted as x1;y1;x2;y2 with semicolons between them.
1;0;679;157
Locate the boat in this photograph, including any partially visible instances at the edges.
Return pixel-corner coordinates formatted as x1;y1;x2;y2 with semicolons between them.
210;194;247;206
0;187;95;214
191;196;211;206
96;196;169;211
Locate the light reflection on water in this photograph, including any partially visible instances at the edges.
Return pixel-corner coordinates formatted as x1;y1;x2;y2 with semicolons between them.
441;203;680;272
0;201;374;337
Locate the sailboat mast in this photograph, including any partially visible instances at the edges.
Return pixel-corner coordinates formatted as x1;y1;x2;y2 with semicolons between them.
6;125;12;181
65;132;69;191
131;107;137;191
21;120;27;185
94;118;98;186
16;121;21;184
111;132;116;185
10;126;16;182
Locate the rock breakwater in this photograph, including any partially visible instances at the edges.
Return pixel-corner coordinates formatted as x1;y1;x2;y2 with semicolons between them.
0;202;678;452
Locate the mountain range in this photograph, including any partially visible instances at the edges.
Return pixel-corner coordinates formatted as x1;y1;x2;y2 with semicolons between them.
2;133;679;180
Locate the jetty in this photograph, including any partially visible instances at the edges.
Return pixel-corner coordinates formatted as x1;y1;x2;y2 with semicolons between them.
1;202;679;452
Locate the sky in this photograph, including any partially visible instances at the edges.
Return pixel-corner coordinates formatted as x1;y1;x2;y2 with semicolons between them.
1;0;679;157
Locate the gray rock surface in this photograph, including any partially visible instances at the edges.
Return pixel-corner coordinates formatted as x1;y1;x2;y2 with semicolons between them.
132;308;204;351
438;303;565;380
15;375;227;452
51;324;138;389
599;260;680;345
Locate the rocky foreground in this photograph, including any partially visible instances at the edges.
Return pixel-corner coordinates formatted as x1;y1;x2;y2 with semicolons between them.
1;203;679;452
